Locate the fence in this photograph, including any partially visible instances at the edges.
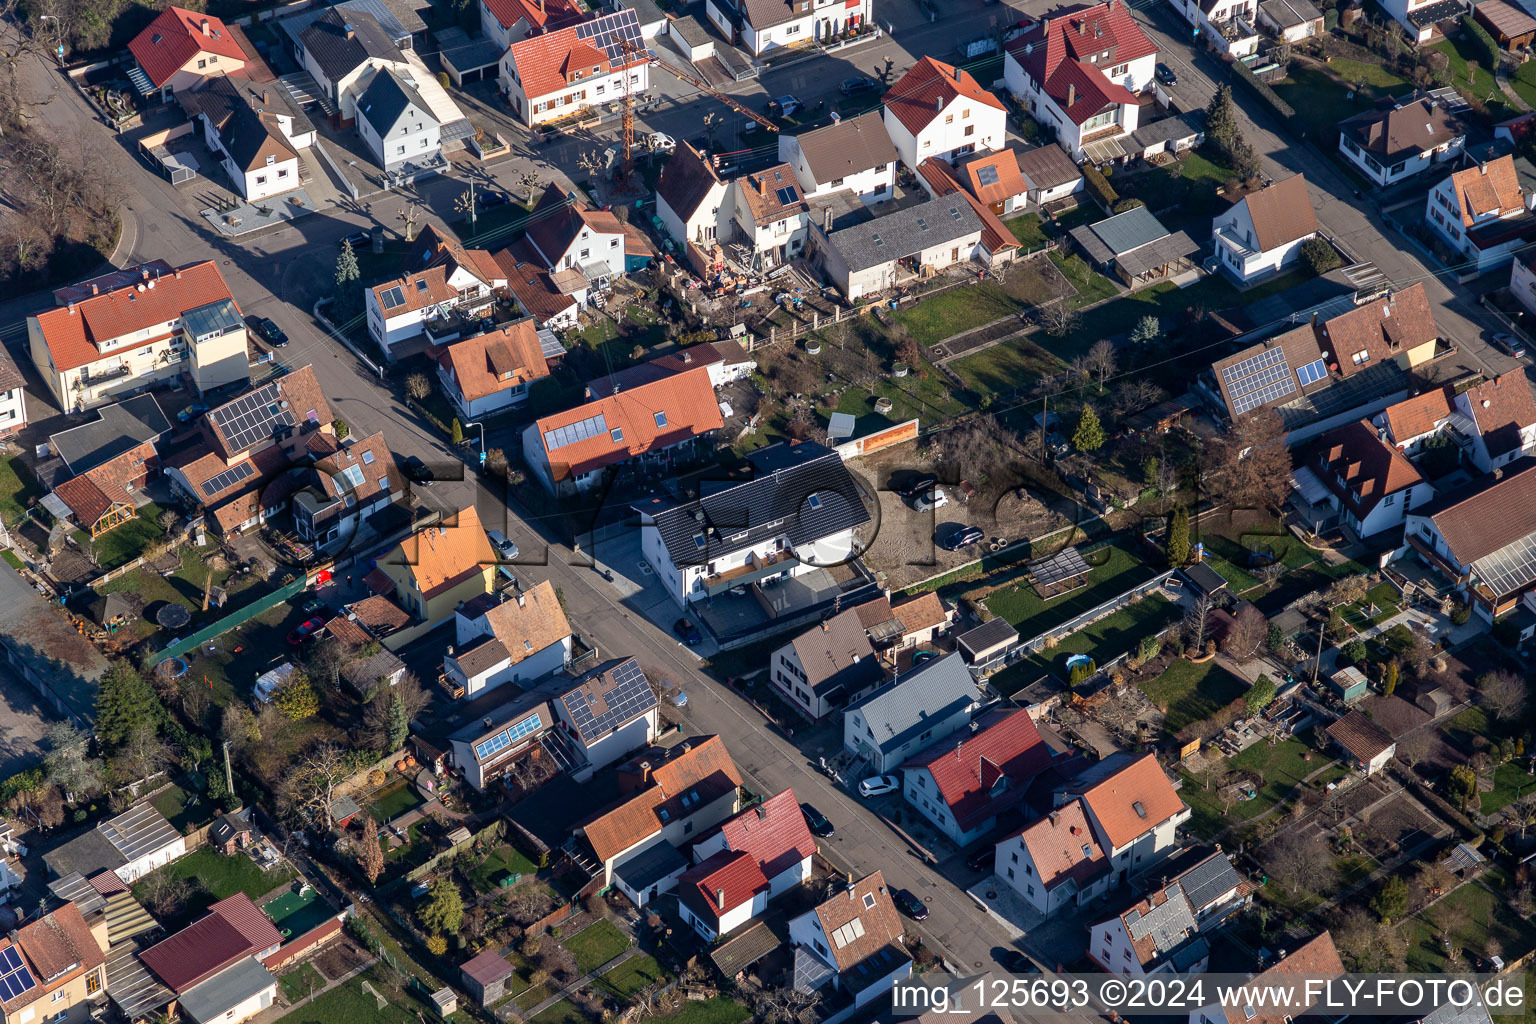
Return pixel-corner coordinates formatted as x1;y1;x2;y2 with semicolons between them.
402;821;504;883
1014;570;1176;657
149;575;306;665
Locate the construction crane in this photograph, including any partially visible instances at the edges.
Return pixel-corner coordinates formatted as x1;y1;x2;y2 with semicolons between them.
614;36;777;171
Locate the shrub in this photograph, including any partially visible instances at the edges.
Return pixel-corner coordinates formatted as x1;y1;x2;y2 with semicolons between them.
1232;59;1298;132
1138;634;1162;661
1112;198;1146;213
1324;7;1338;28
427;934;448;955
1081;162;1118;210
1300;236;1342;275
1246;675;1277;713
1340;639;1368;665
331;418;350;440
1068;659;1097;685
1450;602;1471;626
1460;15;1499;74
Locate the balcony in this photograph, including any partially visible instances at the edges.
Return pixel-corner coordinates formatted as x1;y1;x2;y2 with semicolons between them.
1213;225;1258;260
421;294;501;344
703;548;800;596
81;362;132;386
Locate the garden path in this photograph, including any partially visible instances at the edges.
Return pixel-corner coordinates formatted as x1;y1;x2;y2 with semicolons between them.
516;947;644;1019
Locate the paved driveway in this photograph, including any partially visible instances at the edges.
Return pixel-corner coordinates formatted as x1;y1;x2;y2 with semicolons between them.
0;681;57;779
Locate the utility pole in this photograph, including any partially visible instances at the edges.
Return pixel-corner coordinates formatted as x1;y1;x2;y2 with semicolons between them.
222;739;234;800
1039;393;1049;460
1309;620;1326;685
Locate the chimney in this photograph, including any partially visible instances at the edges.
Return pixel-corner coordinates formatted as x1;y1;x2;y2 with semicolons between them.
1078;18;1085;33
716;888;726;909
91;284;98;296
67;301;76;315
1048;810;1060;826
516;593;526;607
757;177;766;196
200;17;209;34
141;267;150;281
953;64;961;82
755;804;767;819
174;268;182;279
344;21;355;38
639;760;652;783
682;351;692;364
262;89;269;105
1067;83;1076;109
824;205;834;232
830;111;841;124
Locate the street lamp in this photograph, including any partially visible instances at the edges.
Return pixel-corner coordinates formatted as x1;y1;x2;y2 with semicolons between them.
463;421;486;466
37;15;63;65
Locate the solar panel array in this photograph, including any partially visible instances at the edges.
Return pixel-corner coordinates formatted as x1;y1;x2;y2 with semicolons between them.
1295;358;1328;387
1030;545;1091;587
202;460;256;498
210;382;295;454
544;412;609;451
563;659;658;741
1474;534;1536;600
775;185;799;206
0;945;37;1003
474;711;543;761
576;7;643;64
976;165;1000;186
380;286;406;309
1221;346;1297;415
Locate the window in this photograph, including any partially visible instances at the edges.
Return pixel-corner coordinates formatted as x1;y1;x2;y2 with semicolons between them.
380;476;389;492
1352;349;1370;366
1007;868;1015;879
397;145;406;155
1384;493;1395;506
610;238;619;247
610;427;624;443
52;991;67;1003
830;177;843;186
1010;851;1018;863
278;168;289;178
255;175;267;185
945;114;953;124
198;59;207;68
580;248;591;260
1025;864;1033;876
266;154;275;166
654;411;668;427
683;821;694;835
210;54;218;63
863;893;876;909
421;138;429;149
86;971;102;995
964;125;974;137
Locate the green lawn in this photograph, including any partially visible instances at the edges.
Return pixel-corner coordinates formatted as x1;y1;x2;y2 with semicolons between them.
993;593;1181;695
1050;252;1118;307
825;364;972;427
150;783;214;835
77;503;167;570
280;963;325;1004
1401;882;1536;971
1;550;21;570
367;781;425;822
274;966;450;1024
467;844;539;892
1443;706;1491;754
1142;658;1250;734
1111;149;1238;230
1272;61;1411;140
593;954;667;999
893;284;1020;346
1180;736;1342;837
645;998;751;1024
0;455;42;527
132;846;297;924
1339;581;1402;631
984;545;1157;638
1514;60;1536;110
1428;38;1513;120
563;919;630;974
1005;213;1050;249
947;334;1062;402
529;1000;590;1024
1480;761;1536;816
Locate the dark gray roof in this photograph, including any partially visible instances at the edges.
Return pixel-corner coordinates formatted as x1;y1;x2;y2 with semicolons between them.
297;8;399;83
624;0;666;23
1421;1001;1495;1024
177;957;275;1023
280;0;420;46
637;442;870;570
711;922;781;977
613;840;688;892
1180;562;1228;596
216;103;295;171
847;652;976;755
1130;110;1207;150
1173;852;1244;912
559;658;659;743
1015;145;1082;190
43;827;125;879
827;197;983;272
49;395;171;474
957;618;1018;659
1083;205;1170;257
1123;885;1197;955
0;563;109;730
357;68;436;134
1259;0;1323;28
1116;230;1200;279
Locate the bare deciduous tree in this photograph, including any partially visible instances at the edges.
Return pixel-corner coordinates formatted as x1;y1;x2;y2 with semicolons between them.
934;414;1016;483
405;373;432;401
1224;605;1268;663
1083;339;1117;389
288;742;352;828
1265;831;1334;897
754;987;816;1024
1208;407;1293;514
1394;731;1433;771
1477;669;1528;721
1184;594;1214;653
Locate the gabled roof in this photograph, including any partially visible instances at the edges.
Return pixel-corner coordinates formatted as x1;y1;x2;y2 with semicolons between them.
532;365;723;480
657;141;725;226
848;652;976;756
588;340;752;398
788;112;898;187
1461;373;1536;458
1326;710;1395;762
805;871;906;973
1015;799;1107;892
307;430;396;514
891;591;949;635
525;183;627;269
735;164;807;226
788;607;883;697
481;0;583;33
461;949;516;986
407;224;505;290
139;894;281;992
1111;882;1198;966
504;10;647;101
583;736;742;862
715;789;817;880
1383;386;1454;443
1310;418;1424;518
958;149;1028;206
202;364;331;460
1077;752;1185;850
1006;1;1155;123
1418;460;1536;568
130;6;248;88
32;262;240;374
297;8;400;84
439;322;551;402
1229;174;1317;252
217;104;296;172
678;850;769;924
915;159;1021;258
1219;933;1344;1024
494;241;580;325
1170;850;1247;914
14;902;104;988
826;195;983;272
1015;144;1083;190
883;56;1004;138
903;709;1052;831
475;580;571;664
1319;283;1439;378
382;504;495;599
559;657;658;744
1448;155;1525;226
1338;92;1465;163
357;67;436;134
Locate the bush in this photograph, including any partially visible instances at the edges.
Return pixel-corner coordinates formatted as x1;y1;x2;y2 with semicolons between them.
427;934;448;955
1300;236;1342;275
331;418;350;440
1460;14;1499;74
1081;162;1118;210
1450;602;1471;626
1324;7;1338;28
1113;198;1146;213
1138;634;1162;661
1232;59;1298;133
1068;659;1097;686
1340;639;1368;665
1246;675;1277;713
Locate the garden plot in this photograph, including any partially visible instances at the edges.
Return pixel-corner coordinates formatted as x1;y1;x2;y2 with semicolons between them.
1351;794;1446;861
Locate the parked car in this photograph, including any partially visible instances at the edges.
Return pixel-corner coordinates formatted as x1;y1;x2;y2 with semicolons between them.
286;617;325;645
487;529;519;560
940;525;985;550
339;230;371;250
858;775;899;798
401;455;437;486
840;75;878;94
997;950;1041;974
246;315;288;348
891;888;929;921
669;689;689;707
673;617;702;646
477;189;512;209
1494;332;1527;358
1155;62;1177;86
800;803;835;838
647;132;676;152
177;402;210;423
965;845;995;871
912;488;948;513
898;473;938;498
767;95;803;117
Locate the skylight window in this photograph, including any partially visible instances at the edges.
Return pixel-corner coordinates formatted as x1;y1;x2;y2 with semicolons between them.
362;450;375;465
1082;844;1093;857
808;493;822;509
1132;800;1147;818
872;233;883;246
916;217;929;231
610;427;624;443
862;893;876;909
654;411;668;427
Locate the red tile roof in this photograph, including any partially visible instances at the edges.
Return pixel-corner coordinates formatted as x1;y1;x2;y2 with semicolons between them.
1006;2;1154;125
716;789;817;881
14;903;104;988
584;736;742;862
959;149;1028;206
525;183;627;271
32;262;239;374
1310;419;1424;518
904;710;1052;832
1462;373;1536;458
1326;711;1395;764
678;849;770;924
495;242;580;325
481;0;583;33
438;322;551;403
916;158;1020;257
892;592;949;634
884;56;1004;138
1015;799;1107;893
130;6;248;88
505;12;648;101
1078;752;1185;850
1426;460;1536;567
1383;387;1453;444
53;475;120;531
1221;933;1344;1024
1319;283;1439;378
1449;155;1524;226
140;894;279;992
532;365;723;480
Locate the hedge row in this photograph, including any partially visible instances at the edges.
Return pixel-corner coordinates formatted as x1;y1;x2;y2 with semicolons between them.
1081;161;1118;211
1460;14;1499;74
1231;59;1303;135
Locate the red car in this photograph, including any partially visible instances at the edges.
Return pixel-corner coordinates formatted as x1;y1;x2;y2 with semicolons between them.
287;617;326;645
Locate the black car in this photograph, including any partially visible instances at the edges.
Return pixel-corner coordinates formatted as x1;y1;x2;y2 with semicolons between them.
840;75;878;95
1155;62;1178;86
899;473;938;498
940;525;985;551
401;455;436;487
965;846;994;872
339;230;371;250
891;888;929;921
800;803;834;838
997;951;1041;975
246;315;289;348
478;189;513;209
673;617;702;646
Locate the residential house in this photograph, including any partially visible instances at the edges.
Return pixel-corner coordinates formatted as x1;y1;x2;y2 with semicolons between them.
289;430;400;547
1165;848;1254;923
366;225;505;357
1127;109;1208;161
1376;387;1456;454
657;141;731;249
436;321;552;419
44;802;185;884
635;441;869;607
28;261;249;411
1296;419;1434;538
813;195;984;300
1187;932;1345;1024
1453;373;1536;472
1321;283;1442;375
1166;0;1259;56
1003;2;1158;162
1058;752;1189;887
993;799;1109;914
498;10;649;128
1327;711;1398;775
610;842;690;908
552;658;661;777
770;607;886;721
1070;205;1200;287
705;0;870;53
128;6;248;100
578;735;744;886
883;56;1007;170
138;895;281;1015
902;709;1054;847
787;872;912;1006
366;504;498;647
1087;850;1250;975
1338;93;1466;187
357;68;441;172
0;349;24;437
844;652;979;773
1377;0;1468;43
890;592;952;649
913;157;1022;267
479;0;583;50
689;789;817;897
778;112;898;204
1427;155;1536;271
460;951;516;1007
210;810;253;855
586;340;756;398
175;957;278;1024
523;365;723;497
1475;0;1536;47
1015;144;1085;208
676;850;770;941
728;164;810;271
448;696;559;791
1212;175;1319;284
495;240;585;330
323;615;408;695
46;400;165;538
1255;0;1324;41
0;902;109;1024
178;76;315;202
1510;247;1536;317
1403;460;1536;620
954;148;1031;216
524;184;628;286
